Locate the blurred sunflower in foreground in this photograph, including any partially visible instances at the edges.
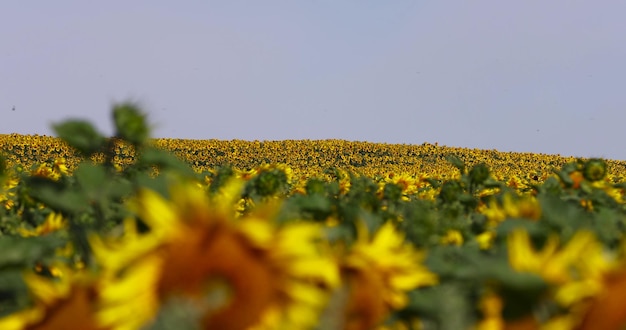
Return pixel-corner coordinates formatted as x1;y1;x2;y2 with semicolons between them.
90;179;339;330
478;229;626;330
338;221;439;330
0;265;105;330
0;176;18;211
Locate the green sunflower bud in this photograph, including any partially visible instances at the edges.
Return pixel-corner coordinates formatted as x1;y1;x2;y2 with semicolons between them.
583;158;606;182
305;178;326;195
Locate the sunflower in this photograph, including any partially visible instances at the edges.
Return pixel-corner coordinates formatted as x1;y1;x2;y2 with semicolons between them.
440;229;464;246
576;267;626;329
480;194;541;228
385;172;418;196
505;229;626;328
0;265;106;330
96;252;162;330
340;221;438;330
0;177;18;210
30;159;66;181
507;229;612;307
52;158;69;176
92;179;339;330
475;290;504;330
18;212;67;237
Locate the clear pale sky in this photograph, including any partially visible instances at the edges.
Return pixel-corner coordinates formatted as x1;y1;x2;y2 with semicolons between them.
2;2;626;160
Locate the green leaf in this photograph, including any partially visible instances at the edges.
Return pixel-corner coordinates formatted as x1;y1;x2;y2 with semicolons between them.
0;154;7;178
0;269;28;291
486;260;547;292
0;269;30;317
74;164;107;197
0;235;66;268
134;172;172;199
137;147;196;178
482;178;504;189
292;194;333;221
407;283;474;330
112;102;150;146
52;120;106;156
48;190;90;214
27;178;89;214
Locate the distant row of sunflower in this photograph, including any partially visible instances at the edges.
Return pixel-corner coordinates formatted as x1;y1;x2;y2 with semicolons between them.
3;129;626;193
1;103;626;329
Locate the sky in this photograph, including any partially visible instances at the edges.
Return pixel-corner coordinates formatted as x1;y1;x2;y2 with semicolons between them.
2;1;626;160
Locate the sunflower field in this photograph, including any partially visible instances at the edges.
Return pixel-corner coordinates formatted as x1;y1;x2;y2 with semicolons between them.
1;103;626;330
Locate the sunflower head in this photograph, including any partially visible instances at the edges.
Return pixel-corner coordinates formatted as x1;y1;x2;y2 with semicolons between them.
341;221;438;330
0;265;106;330
583;158;607;182
95;180;339;330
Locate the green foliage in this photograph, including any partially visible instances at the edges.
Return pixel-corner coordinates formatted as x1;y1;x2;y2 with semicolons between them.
244;168;289;201
0;154;7;178
112;102;151;146
52;120;106;156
